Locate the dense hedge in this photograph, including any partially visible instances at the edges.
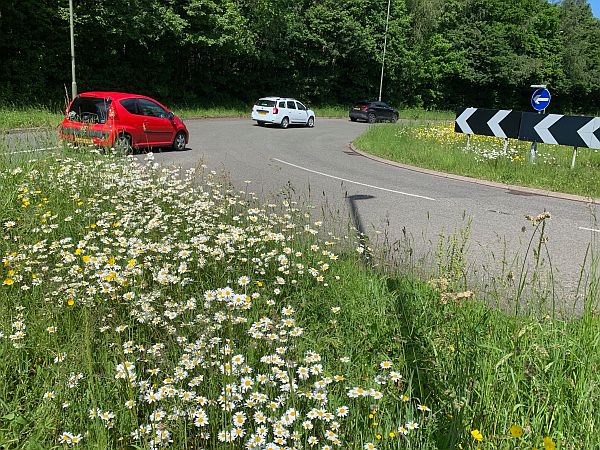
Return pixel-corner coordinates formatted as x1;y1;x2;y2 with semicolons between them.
1;0;599;113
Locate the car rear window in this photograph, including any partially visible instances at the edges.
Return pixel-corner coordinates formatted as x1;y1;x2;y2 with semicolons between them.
68;97;112;124
255;99;276;107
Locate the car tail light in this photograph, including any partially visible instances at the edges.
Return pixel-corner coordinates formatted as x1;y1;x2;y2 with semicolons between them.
273;106;278;114
360;106;368;111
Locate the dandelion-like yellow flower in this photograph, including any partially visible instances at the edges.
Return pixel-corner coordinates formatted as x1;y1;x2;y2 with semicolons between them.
389;432;396;438
543;436;555;450
3;278;14;286
67;299;75;306
471;429;483;442
509;424;524;438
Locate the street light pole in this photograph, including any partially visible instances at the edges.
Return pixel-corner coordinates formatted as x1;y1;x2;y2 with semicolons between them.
69;0;77;100
378;0;391;102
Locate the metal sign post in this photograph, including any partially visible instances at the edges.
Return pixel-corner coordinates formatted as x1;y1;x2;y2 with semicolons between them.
529;85;550;163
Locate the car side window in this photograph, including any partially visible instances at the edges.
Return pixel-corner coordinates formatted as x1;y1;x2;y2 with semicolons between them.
286;101;296;109
296;102;306;111
120;98;139;115
279;101;285;108
138;99;168;118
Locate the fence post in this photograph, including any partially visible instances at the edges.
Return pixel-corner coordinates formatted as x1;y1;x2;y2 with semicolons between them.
571;147;577;169
466;134;471;151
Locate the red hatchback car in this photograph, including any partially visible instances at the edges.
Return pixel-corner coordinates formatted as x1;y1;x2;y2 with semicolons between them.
59;92;188;151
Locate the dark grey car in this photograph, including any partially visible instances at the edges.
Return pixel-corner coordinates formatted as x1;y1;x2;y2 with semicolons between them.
349;101;398;123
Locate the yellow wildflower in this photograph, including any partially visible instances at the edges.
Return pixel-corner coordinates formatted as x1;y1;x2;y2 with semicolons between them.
510;424;524;438
543;437;555;450
471;429;484;442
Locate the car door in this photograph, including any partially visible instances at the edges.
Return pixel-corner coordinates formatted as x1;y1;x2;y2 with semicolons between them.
119;98;146;144
295;101;309;123
380;102;393;120
286;100;301;123
373;102;389;120
137;98;175;145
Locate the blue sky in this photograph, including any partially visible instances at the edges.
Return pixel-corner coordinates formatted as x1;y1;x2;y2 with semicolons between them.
590;0;600;17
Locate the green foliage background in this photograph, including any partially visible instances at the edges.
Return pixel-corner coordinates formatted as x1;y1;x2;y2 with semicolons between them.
1;0;599;113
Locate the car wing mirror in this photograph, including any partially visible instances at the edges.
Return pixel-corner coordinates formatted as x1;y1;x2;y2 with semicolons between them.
167;111;175;120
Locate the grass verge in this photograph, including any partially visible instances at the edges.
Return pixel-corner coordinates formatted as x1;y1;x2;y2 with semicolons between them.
0;142;598;449
0;105;452;130
354;122;600;198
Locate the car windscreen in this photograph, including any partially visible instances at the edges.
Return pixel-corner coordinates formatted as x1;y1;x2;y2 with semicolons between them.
68;97;112;124
255;99;276;107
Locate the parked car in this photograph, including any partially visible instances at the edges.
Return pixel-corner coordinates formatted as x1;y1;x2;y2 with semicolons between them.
251;97;315;129
59;91;188;151
349;101;398;123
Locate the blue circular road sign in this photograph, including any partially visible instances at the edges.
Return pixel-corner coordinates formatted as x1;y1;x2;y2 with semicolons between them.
531;88;551;111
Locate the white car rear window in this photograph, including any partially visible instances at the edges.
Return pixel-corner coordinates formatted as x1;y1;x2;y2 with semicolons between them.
255;99;276;107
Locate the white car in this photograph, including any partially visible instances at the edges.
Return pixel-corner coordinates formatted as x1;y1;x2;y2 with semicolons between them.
251;97;315;129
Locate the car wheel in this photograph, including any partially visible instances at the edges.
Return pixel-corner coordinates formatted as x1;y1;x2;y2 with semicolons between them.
350;117;357;122
257;121;265;126
391;114;398;123
367;113;376;124
114;133;132;153
280;117;289;129
306;116;315;128
173;131;186;151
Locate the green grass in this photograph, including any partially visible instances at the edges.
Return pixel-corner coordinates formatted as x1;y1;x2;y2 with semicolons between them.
0;104;452;130
354;122;600;198
397;109;454;121
0;106;64;130
1;132;599;449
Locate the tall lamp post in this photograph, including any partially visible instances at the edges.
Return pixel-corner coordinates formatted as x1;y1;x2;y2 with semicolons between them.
69;0;77;99
378;0;391;102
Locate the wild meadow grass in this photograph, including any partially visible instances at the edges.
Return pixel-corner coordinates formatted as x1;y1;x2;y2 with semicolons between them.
354;122;600;198
0;139;598;449
0;106;64;130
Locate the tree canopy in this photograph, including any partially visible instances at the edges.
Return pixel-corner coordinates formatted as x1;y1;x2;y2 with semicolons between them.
1;0;598;113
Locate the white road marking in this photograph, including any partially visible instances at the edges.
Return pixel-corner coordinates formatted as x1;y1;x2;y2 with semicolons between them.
578;226;600;233
272;158;436;201
4;146;59;155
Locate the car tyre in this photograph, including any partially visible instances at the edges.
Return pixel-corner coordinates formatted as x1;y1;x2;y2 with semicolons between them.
257;121;265;126
391;114;398;123
280;117;289;129
367;113;376;124
350;117;357;122
173;131;186;151
306;116;315;128
115;133;132;153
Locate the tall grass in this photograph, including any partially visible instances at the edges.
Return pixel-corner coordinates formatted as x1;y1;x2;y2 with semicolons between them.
0;138;598;449
354;122;600;198
0;106;64;130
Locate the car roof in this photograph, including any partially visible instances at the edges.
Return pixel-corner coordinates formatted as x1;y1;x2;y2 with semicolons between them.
258;97;300;102
78;91;154;101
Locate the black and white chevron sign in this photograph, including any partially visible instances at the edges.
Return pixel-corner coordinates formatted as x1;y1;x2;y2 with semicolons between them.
519;113;600;149
455;108;521;139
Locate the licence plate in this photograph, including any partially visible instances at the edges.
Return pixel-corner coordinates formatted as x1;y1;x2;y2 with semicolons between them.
353;107;360;110
258;111;267;116
74;137;94;145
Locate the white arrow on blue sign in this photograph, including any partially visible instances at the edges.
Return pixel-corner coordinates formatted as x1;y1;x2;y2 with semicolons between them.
531;88;551;111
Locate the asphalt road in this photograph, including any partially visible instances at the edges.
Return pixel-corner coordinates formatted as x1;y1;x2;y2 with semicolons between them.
3;119;599;311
